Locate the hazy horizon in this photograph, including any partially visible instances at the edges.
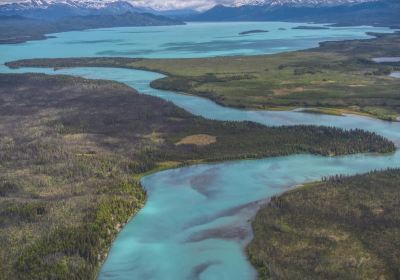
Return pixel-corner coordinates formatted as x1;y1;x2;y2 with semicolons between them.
0;0;378;11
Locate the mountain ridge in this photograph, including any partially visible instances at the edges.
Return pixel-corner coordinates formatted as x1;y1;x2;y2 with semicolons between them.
188;0;400;27
0;0;145;19
232;0;377;7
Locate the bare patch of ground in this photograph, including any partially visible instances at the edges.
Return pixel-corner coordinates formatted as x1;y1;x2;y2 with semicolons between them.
273;87;305;96
177;134;216;146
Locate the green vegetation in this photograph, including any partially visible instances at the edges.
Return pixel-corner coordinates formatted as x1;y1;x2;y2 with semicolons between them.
239;29;269;35
10;32;400;120
134;32;400;121
247;169;400;280
0;73;395;279
0;74;395;280
292;26;330;30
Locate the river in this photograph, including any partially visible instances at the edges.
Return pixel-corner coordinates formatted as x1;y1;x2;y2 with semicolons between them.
1;22;399;280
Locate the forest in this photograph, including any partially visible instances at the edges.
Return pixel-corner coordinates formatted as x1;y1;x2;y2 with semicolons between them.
0;73;395;279
247;168;400;280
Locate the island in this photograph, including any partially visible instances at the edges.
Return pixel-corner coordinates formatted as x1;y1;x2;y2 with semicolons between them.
239;29;269;35
292;25;330;30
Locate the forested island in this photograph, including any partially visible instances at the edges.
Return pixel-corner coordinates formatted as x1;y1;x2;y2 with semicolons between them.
239;29;269;35
292;25;330;30
0;73;393;279
248;169;400;279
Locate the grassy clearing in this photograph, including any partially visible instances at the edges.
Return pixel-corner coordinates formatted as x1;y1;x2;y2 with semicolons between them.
176;134;217;146
0;73;393;279
247;169;400;280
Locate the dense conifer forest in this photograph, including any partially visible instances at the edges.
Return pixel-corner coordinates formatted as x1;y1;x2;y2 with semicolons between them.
0;73;394;279
248;169;400;280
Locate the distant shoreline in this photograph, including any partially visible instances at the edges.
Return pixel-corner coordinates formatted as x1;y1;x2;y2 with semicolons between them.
0;13;184;45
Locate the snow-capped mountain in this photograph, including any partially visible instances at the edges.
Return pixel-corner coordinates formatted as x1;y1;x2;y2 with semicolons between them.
232;0;377;7
188;0;398;26
0;0;381;16
0;0;144;19
1;0;131;10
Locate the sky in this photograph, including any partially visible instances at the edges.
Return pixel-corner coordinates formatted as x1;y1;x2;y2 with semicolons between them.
131;0;237;10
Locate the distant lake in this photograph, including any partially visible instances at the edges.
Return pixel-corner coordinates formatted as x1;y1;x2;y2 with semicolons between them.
391;72;400;78
372;57;400;79
0;22;395;63
373;57;400;63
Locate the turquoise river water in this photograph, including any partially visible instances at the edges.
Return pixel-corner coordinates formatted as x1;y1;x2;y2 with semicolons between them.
1;22;400;280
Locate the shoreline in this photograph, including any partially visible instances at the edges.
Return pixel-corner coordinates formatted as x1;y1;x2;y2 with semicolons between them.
6;63;399;123
106;150;400;279
7;28;399;122
2;19;399;46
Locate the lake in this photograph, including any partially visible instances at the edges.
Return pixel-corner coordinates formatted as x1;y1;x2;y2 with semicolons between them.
1;22;399;280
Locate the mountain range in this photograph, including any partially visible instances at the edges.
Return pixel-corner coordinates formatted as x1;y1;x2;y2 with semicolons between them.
188;0;400;27
0;0;185;44
1;0;399;45
231;0;377;7
0;0;198;19
0;0;394;23
0;0;150;19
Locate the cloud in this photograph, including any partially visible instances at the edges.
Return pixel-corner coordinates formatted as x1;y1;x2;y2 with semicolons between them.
130;0;235;11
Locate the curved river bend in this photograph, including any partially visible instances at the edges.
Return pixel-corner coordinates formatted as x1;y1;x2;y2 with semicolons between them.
1;22;400;280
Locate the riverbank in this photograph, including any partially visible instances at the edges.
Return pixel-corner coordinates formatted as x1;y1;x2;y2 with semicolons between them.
135;31;400;121
248;169;400;279
10;31;399;121
1;73;392;279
